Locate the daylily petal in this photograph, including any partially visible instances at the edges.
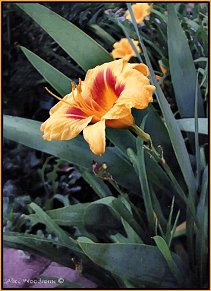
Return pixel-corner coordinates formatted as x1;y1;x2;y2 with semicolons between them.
129;63;150;76
49;93;74;115
84;66;125;112
102;102;134;128
102;103;131;121
116;85;155;109
106;114;134;129
85;59;124;84
41;113;92;141
83;120;106;155
115;67;155;109
111;49;132;61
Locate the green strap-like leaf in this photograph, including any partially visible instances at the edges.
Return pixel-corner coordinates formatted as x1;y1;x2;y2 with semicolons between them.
177;118;208;135
89;24;116;45
20;46;72;96
16;3;112;71
29;202;81;253
167;4;204;118
27;198;122;239
3;232;76;267
196;166;208;285
153;235;184;286
78;241;191;288
3;115;140;193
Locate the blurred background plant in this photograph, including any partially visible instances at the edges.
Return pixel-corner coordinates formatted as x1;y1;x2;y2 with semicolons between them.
3;2;208;288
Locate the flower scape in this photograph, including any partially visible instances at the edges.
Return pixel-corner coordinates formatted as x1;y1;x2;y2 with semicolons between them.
41;59;155;155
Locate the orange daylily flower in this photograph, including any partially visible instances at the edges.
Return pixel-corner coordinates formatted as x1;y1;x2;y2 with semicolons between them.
41;59;155;155
111;38;141;61
125;3;152;24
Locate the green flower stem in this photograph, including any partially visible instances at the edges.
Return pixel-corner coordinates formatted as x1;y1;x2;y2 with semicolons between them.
109;179;126;196
132;124;199;228
130;124;151;143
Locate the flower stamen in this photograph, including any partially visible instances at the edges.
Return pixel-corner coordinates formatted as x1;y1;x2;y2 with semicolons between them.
45;87;72;106
72;80;102;119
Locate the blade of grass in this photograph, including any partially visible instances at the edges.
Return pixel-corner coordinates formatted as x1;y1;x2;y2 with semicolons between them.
126;6;202;262
40;156;55;188
79;240;191;287
41;46;84;75
150;8;168;23
112;196;144;241
185;71;201;268
141;35;164;57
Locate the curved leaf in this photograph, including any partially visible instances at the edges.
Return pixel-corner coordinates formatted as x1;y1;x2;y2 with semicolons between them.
20;46;72;96
27;197;123;237
3;233;74;267
3;115;140;193
153;236;183;286
78;241;191;288
29;202;80;253
16;3;112;71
